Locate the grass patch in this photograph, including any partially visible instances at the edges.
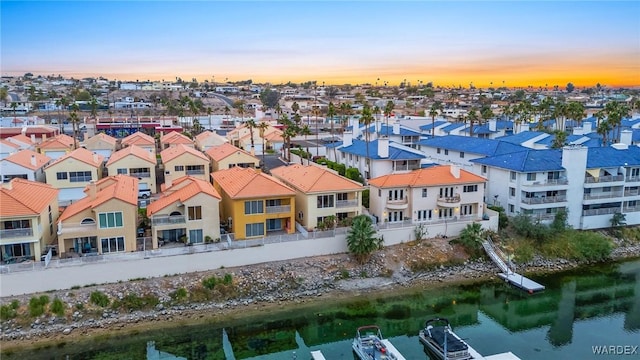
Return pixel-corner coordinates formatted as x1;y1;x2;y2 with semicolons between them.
90;291;110;308
111;293;159;311
50;298;65;317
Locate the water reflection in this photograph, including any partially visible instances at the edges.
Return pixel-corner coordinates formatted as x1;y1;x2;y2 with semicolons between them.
4;259;638;360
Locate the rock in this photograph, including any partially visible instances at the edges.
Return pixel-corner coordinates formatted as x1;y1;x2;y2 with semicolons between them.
155;303;164;311
62;328;72;335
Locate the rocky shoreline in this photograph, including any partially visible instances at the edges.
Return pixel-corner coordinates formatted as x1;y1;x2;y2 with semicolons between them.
1;240;638;351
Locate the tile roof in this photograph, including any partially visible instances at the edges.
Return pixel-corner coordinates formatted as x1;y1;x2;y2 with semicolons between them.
205;142;258;162
4;149;51;170
362;124;421;136
38;134;75;150
419;135;527;156
586;145;640;168
122;131;155;146
441;123;467;133
45;147;105;169
146;176;221;216
59;175;139;221
368;165;486;188
0;139;20;150
161;131;193;145
0;178;59;217
84;133;117;146
339;139;426;160
106;144;156;166
212;167;295;199
419;120;448;131
270;164;363;193
496;131;550;144
160;144;208;163
470;149;564;172
195;130;228;144
7;134;35;146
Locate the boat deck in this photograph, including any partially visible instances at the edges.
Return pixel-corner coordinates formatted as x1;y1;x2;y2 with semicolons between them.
310;350;327;360
498;272;545;293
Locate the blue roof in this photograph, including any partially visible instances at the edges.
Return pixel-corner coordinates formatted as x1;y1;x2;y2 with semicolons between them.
339;139;425;160
441;123;467;133
586;146;640;168
496;131;549;145
470;149;564;172
419;120;448;131
418;135;528;156
362;124;421;136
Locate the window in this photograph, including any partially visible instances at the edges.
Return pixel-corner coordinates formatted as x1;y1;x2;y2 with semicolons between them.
245;223;264;237
417;210;432;221
482;165;487;174
378;189;381;197
422;188;428;198
244;200;263;214
337;193;348;201
388;189;404;200
130;168;150;177
174;165;184;172
436;148;441;154
69;171;92;182
186;165;204;174
355;155;359;162
387;211;404;222
603;186;611;192
510;171;516;181
460;152;465;158
510;187;515;197
317;195;334;208
56;172;68;180
527;173;537;181
461;204;473;215
444;149;449;155
463;185;478;193
508;204;515;213
117;168;127;175
98;212;123;228
189;229;203;243
266;199;281;207
3;174;27;182
101;237;125;253
266;219;282;231
547;171;560;180
188;206;202;220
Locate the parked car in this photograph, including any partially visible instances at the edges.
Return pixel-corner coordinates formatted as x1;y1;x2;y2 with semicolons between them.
138;189;151;199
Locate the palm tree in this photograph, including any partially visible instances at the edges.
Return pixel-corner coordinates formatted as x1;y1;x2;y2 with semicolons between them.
340;102;352;133
0;87;8;107
326;102;337;160
10;102;18;121
596;120;612;146
233;99;245;123
429;102;442;137
466;107;479;137
458;223;484;257
567;101;586;128
383;100;394;137
553;101;568;132
257;121;269;165
70;103;80;149
551;130;568;149
346;215;382;264
360;104;374;179
245;119;257;154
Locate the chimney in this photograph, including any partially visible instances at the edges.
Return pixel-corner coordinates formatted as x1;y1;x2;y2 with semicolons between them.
165;171;172;188
450;164;460;179
87;180;97;200
489;119;497;132
582;121;592;134
620;129;632;146
30;134;36;143
393;121;400;135
343;131;353;147
519;123;530;134
352;119;361;138
377;137;389;158
21;127;27;136
93;152;99;164
30;154;36;167
42;133;47;142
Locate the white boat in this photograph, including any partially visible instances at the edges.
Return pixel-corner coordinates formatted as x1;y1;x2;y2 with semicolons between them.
352;325;406;360
419;318;472;360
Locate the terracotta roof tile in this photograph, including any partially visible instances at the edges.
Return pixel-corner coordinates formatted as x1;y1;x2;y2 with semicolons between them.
205;143;258;162
38;134;75;150
7;134;34;146
45;147;104;169
85;133;117;146
0;139;20;149
59;175;138;221
161;131;193;145
0;178;59;217
160;144;208;163
212;167;295;199
368;165;487;188
195;130;227;144
4;149;51;170
122;131;155;146
106;145;156;166
146;176;220;216
271;164;363;193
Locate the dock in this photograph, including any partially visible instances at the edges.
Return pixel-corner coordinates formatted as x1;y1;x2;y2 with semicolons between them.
482;238;545;293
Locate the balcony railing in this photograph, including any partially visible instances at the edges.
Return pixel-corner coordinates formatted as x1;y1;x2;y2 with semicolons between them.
526;179;569;186
265;205;291;214
521;195;567;204
438;195;461;203
130;171;150;178
336;199;359;208
584;175;624;183
583;191;624;200
623;206;640;213
387;197;408;204
152;215;186;225
0;228;33;239
624;189;640;197
57;222;96;235
185;169;205;175
582;208;620;216
626;176;640;183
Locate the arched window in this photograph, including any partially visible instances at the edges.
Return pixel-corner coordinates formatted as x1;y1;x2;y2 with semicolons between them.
170;211;182;216
81;218;96;225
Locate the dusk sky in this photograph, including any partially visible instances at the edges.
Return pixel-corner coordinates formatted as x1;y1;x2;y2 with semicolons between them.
1;1;639;87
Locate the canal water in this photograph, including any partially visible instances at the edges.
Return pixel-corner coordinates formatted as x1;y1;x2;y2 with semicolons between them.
4;259;639;360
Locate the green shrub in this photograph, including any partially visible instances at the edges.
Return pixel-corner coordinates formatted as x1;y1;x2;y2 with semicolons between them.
28;296;46;317
510;213;552;243
112;293;159;311
50;298;65;317
10;300;20;310
571;232;613;262
222;273;233;285
362;189;370;209
90;291;110;308
0;305;17;320
75;303;84;311
170;288;188;303
202;276;218;290
345;168;364;184
487;205;508;229
513;240;535;263
39;295;50;305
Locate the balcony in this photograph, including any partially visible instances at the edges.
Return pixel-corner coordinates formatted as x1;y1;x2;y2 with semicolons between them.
624;189;640;197
152;214;186;225
523;179;569;187
584;175;624;184
265;205;291;214
626;176;640;183
521;195;567;204
57;222;97;235
386;197;408;210
336;199;359;208
0;228;34;239
130;171;151;178
582;208;620;216
623;205;640;213
437;194;461;208
583;191;623;200
186;169;205;175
